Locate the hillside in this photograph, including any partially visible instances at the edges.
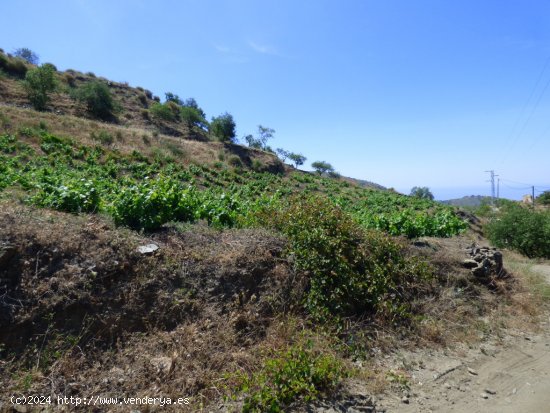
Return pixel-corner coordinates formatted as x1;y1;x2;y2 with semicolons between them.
1;49;548;413
442;195;492;207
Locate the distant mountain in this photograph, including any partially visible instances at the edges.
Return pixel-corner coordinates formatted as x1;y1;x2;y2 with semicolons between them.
441;195;491;207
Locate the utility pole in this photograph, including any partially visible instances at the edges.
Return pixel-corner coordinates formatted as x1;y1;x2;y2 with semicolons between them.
532;186;535;208
485;170;496;205
497;177;500;201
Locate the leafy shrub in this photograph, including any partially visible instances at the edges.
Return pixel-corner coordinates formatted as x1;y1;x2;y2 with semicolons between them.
73;81;116;120
210;112;236;142
22;64;57;110
228;155;243;168
537;191;550;206
90;130;113;145
487;204;550;258
149;102;176;121
311;161;334;175
256;195;433;322
111;178;199;231
1;57;28;78
410;186;434;200
64;73;76;87
137;93;148;107
236;339;345;413
180;106;208;129
31;178;100;213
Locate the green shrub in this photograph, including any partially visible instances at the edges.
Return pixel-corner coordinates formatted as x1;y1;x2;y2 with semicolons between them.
537;191;550;206
111;178;199;231
180;106;208;129
2;57;28;78
236;339;345;413
73;81;116;120
256;195;433;322
31;178;100;213
149;102;176;121
210;112;236;142
228;155;243;168
90;130;113;145
22;64;57;110
487;204;550;258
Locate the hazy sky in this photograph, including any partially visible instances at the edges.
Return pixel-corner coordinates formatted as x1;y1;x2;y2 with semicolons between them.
1;0;550;199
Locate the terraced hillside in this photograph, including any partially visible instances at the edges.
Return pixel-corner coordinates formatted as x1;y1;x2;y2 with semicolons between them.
0;49;541;413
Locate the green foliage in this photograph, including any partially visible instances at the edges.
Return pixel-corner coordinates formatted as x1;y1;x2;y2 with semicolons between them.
410;186;434;200
228;155;243;168
288;153;307;168
90;130;113;145
257;195;433;321
22;64;57;110
537;190;550;205
74;81;116;120
276;148;290;162
150;102;177;121
245;125;275;150
180;106;208;129
236;339;345;413
210;112;236;142
13;48;39;65
487;204;550;258
31;178;100;214
111;177;198;231
311;161;334;175
164;92;183;105
0;56;28;78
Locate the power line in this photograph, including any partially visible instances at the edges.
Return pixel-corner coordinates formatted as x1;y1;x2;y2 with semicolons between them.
500;54;550;164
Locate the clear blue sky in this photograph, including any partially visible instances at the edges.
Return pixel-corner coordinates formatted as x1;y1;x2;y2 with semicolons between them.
2;0;550;200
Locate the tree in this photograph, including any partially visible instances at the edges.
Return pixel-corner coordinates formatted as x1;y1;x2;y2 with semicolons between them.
13;48;39;65
74;81;116;120
537;190;550;205
180;106;208;130
257;125;275;147
311;160;334;175
22;63;57;110
410;186;434;200
244;125;275;151
182;98;206;119
164;92;183;105
288;153;306;168
210;112;236;142
276;148;290;162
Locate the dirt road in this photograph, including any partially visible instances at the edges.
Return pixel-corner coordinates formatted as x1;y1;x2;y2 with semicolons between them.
378;263;550;413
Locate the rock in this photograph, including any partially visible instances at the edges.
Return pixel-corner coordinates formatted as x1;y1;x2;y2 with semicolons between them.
463;259;479;269
472;266;487;277
467;367;478;375
137;243;159;255
480;393;489;399
401;396;410;404
485;388;497;395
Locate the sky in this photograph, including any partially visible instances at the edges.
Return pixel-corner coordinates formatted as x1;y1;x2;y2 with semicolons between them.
1;0;550;200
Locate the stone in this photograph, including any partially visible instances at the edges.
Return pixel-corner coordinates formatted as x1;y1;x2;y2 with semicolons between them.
485;388;497;395
137;243;159;255
480;393;489;399
467;367;478;375
463;259;479;269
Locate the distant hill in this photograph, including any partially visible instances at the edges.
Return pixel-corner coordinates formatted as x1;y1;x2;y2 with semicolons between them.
441;195;491;207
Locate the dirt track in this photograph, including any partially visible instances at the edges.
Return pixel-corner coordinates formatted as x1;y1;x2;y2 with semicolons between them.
379;263;550;413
